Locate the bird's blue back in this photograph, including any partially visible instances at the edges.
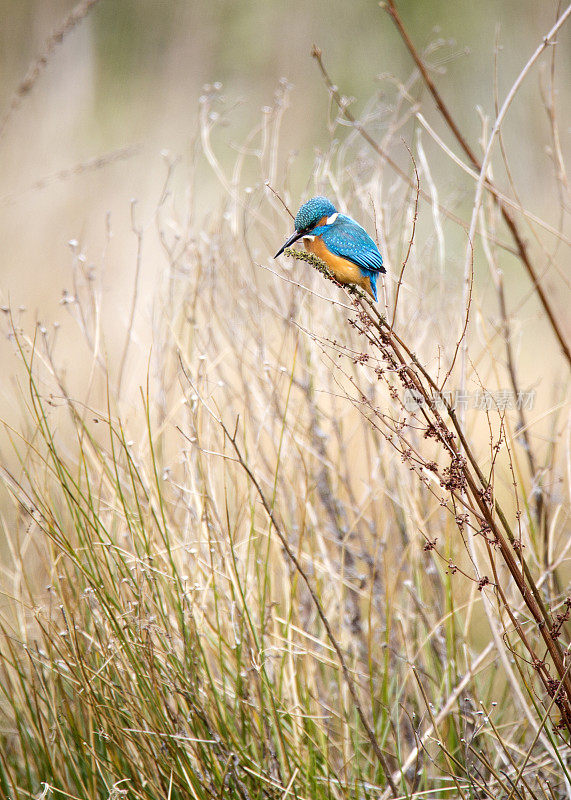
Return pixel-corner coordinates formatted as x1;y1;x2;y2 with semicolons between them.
313;214;385;276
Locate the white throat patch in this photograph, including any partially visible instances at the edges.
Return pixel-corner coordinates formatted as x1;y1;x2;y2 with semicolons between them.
325;212;339;225
303;234;315;242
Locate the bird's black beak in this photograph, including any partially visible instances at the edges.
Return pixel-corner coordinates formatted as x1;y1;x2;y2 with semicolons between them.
274;230;304;259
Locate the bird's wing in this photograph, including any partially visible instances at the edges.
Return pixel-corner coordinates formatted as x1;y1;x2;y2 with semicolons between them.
322;214;385;274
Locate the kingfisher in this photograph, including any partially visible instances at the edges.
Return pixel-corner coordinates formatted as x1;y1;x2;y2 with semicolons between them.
274;196;385;300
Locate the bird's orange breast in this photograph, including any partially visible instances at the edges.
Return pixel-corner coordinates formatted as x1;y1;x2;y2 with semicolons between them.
303;235;375;299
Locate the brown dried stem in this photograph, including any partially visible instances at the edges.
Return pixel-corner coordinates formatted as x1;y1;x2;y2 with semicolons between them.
284;245;571;735
383;0;571;367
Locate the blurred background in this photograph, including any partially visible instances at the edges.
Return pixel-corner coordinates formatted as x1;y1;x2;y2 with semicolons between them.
0;0;569;412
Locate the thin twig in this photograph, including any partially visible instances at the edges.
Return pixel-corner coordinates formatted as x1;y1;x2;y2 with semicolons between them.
391;140;419;329
0;0;103;140
0;145;140;207
117;201;144;399
265;181;295;219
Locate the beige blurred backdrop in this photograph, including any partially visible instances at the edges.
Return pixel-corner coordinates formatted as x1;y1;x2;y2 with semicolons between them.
0;0;569;420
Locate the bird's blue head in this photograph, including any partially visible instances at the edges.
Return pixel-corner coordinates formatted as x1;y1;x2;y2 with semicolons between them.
294;196;337;232
275;196;337;258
